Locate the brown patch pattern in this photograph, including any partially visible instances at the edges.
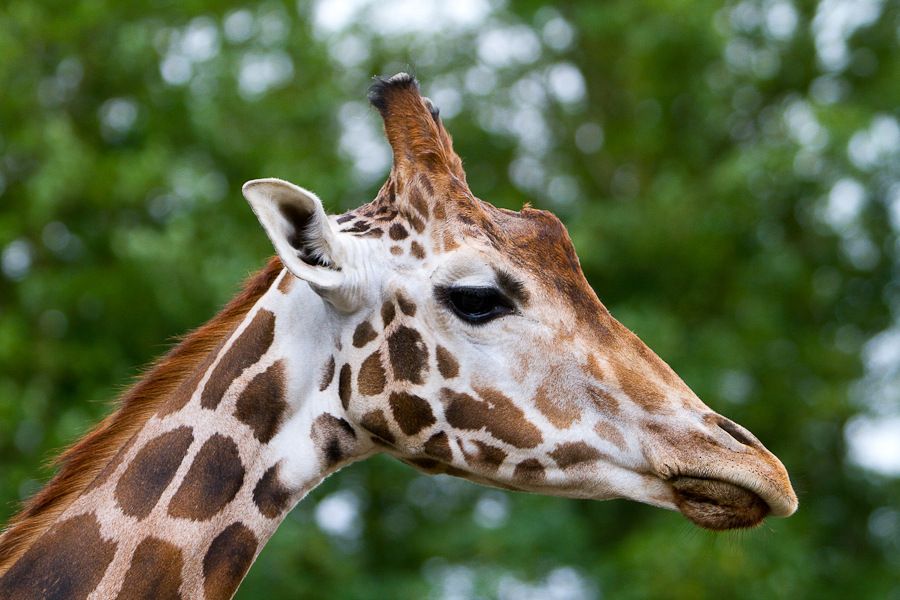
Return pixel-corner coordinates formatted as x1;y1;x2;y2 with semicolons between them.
202;522;258;600
424;431;453;461
396;293;417;316
201;309;276;410
168;434;245;521
463;440;506;473
319;356;336;391
116;537;184;600
352;321;378;348
115;427;194;520
586;385;620;415
0;259;282;575
611;361;667;411
338;364;351;409
436;346;459;379
0;513;116;600
311;414;358;468
513;458;545;484
388;223;409;240
360;409;396;445
410;241;426;259
277;272;294;293
381;301;396;327
235;360;288;443
533;383;578;429
443;388;543;448
253;465;292;519
594;421;627;451
358;351;387;396
158;341;223;417
550;441;603;469
389;392;436;436
387;326;429;383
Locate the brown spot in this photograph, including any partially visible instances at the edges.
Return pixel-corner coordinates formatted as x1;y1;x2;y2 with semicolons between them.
423;431;452;461
319;356;336;391
201;309;276;410
586;385;620;415
358;351;387;396
443;387;543;448
202;522;258;600
387;326;429;383
343;220;371;234
513;459;545;484
390;245;403;256
338;364;351;409
410;241;426;259
436;346;459;379
168;434;245;521
381;301;396;327
158;339;223;416
361;228;384;238
115;427;194;519
586;354;605;380
396;293;417;316
550;441;603;469
116;537;184;600
277;273;294;294
352;321;378;348
419;173;434;196
434;200;447;220
235;360;288;443
0;513;116;600
635;341;682;389
408;184;429;218
594;420;627;452
85;431;140;493
360;409;396;445
389;392;436;436
311;414;357;468
388;223;409;240
409;215;425;233
612;361;667;410
533;383;577;429
336;213;354;224
253;465;292;519
406;457;441;472
461;440;506;473
442;230;458;252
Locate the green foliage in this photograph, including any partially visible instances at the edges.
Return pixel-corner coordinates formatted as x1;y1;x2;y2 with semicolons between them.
1;1;898;598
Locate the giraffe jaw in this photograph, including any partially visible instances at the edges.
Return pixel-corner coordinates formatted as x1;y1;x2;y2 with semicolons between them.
669;476;771;530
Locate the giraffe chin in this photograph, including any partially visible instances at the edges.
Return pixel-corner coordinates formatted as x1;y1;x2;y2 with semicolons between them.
669;476;770;530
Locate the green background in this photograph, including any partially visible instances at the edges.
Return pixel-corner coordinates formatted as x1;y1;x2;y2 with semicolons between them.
1;1;898;598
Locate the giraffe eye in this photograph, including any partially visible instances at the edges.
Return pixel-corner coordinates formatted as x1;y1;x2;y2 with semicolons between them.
437;286;515;324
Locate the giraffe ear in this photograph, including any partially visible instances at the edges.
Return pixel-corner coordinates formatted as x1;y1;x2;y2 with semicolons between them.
242;178;347;292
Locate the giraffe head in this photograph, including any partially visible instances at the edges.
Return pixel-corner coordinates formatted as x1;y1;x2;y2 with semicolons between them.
243;74;797;530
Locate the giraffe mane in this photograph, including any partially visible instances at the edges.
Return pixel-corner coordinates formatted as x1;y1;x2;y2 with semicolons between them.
0;257;283;576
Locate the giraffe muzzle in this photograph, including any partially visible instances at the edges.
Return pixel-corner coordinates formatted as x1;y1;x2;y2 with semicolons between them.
669;476;770;530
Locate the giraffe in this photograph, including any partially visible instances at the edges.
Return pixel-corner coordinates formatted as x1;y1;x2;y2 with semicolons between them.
0;73;797;599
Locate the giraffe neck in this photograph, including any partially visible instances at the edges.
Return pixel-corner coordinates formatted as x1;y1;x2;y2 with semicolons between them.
0;269;373;600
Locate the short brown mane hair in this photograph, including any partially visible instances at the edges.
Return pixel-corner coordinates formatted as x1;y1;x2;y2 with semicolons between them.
0;258;283;575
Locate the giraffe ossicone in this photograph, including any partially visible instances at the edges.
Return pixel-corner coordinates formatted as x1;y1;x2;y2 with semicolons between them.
0;73;797;599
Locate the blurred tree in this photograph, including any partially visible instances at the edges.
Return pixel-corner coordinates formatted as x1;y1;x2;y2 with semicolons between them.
0;0;898;598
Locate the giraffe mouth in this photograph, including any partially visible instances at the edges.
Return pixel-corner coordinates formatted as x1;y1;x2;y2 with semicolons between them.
669;476;770;530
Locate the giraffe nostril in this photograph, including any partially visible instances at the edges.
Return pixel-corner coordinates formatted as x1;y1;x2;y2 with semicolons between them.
715;416;759;448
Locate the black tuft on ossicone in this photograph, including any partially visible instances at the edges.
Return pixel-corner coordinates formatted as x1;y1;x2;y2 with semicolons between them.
367;72;419;113
422;96;440;121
